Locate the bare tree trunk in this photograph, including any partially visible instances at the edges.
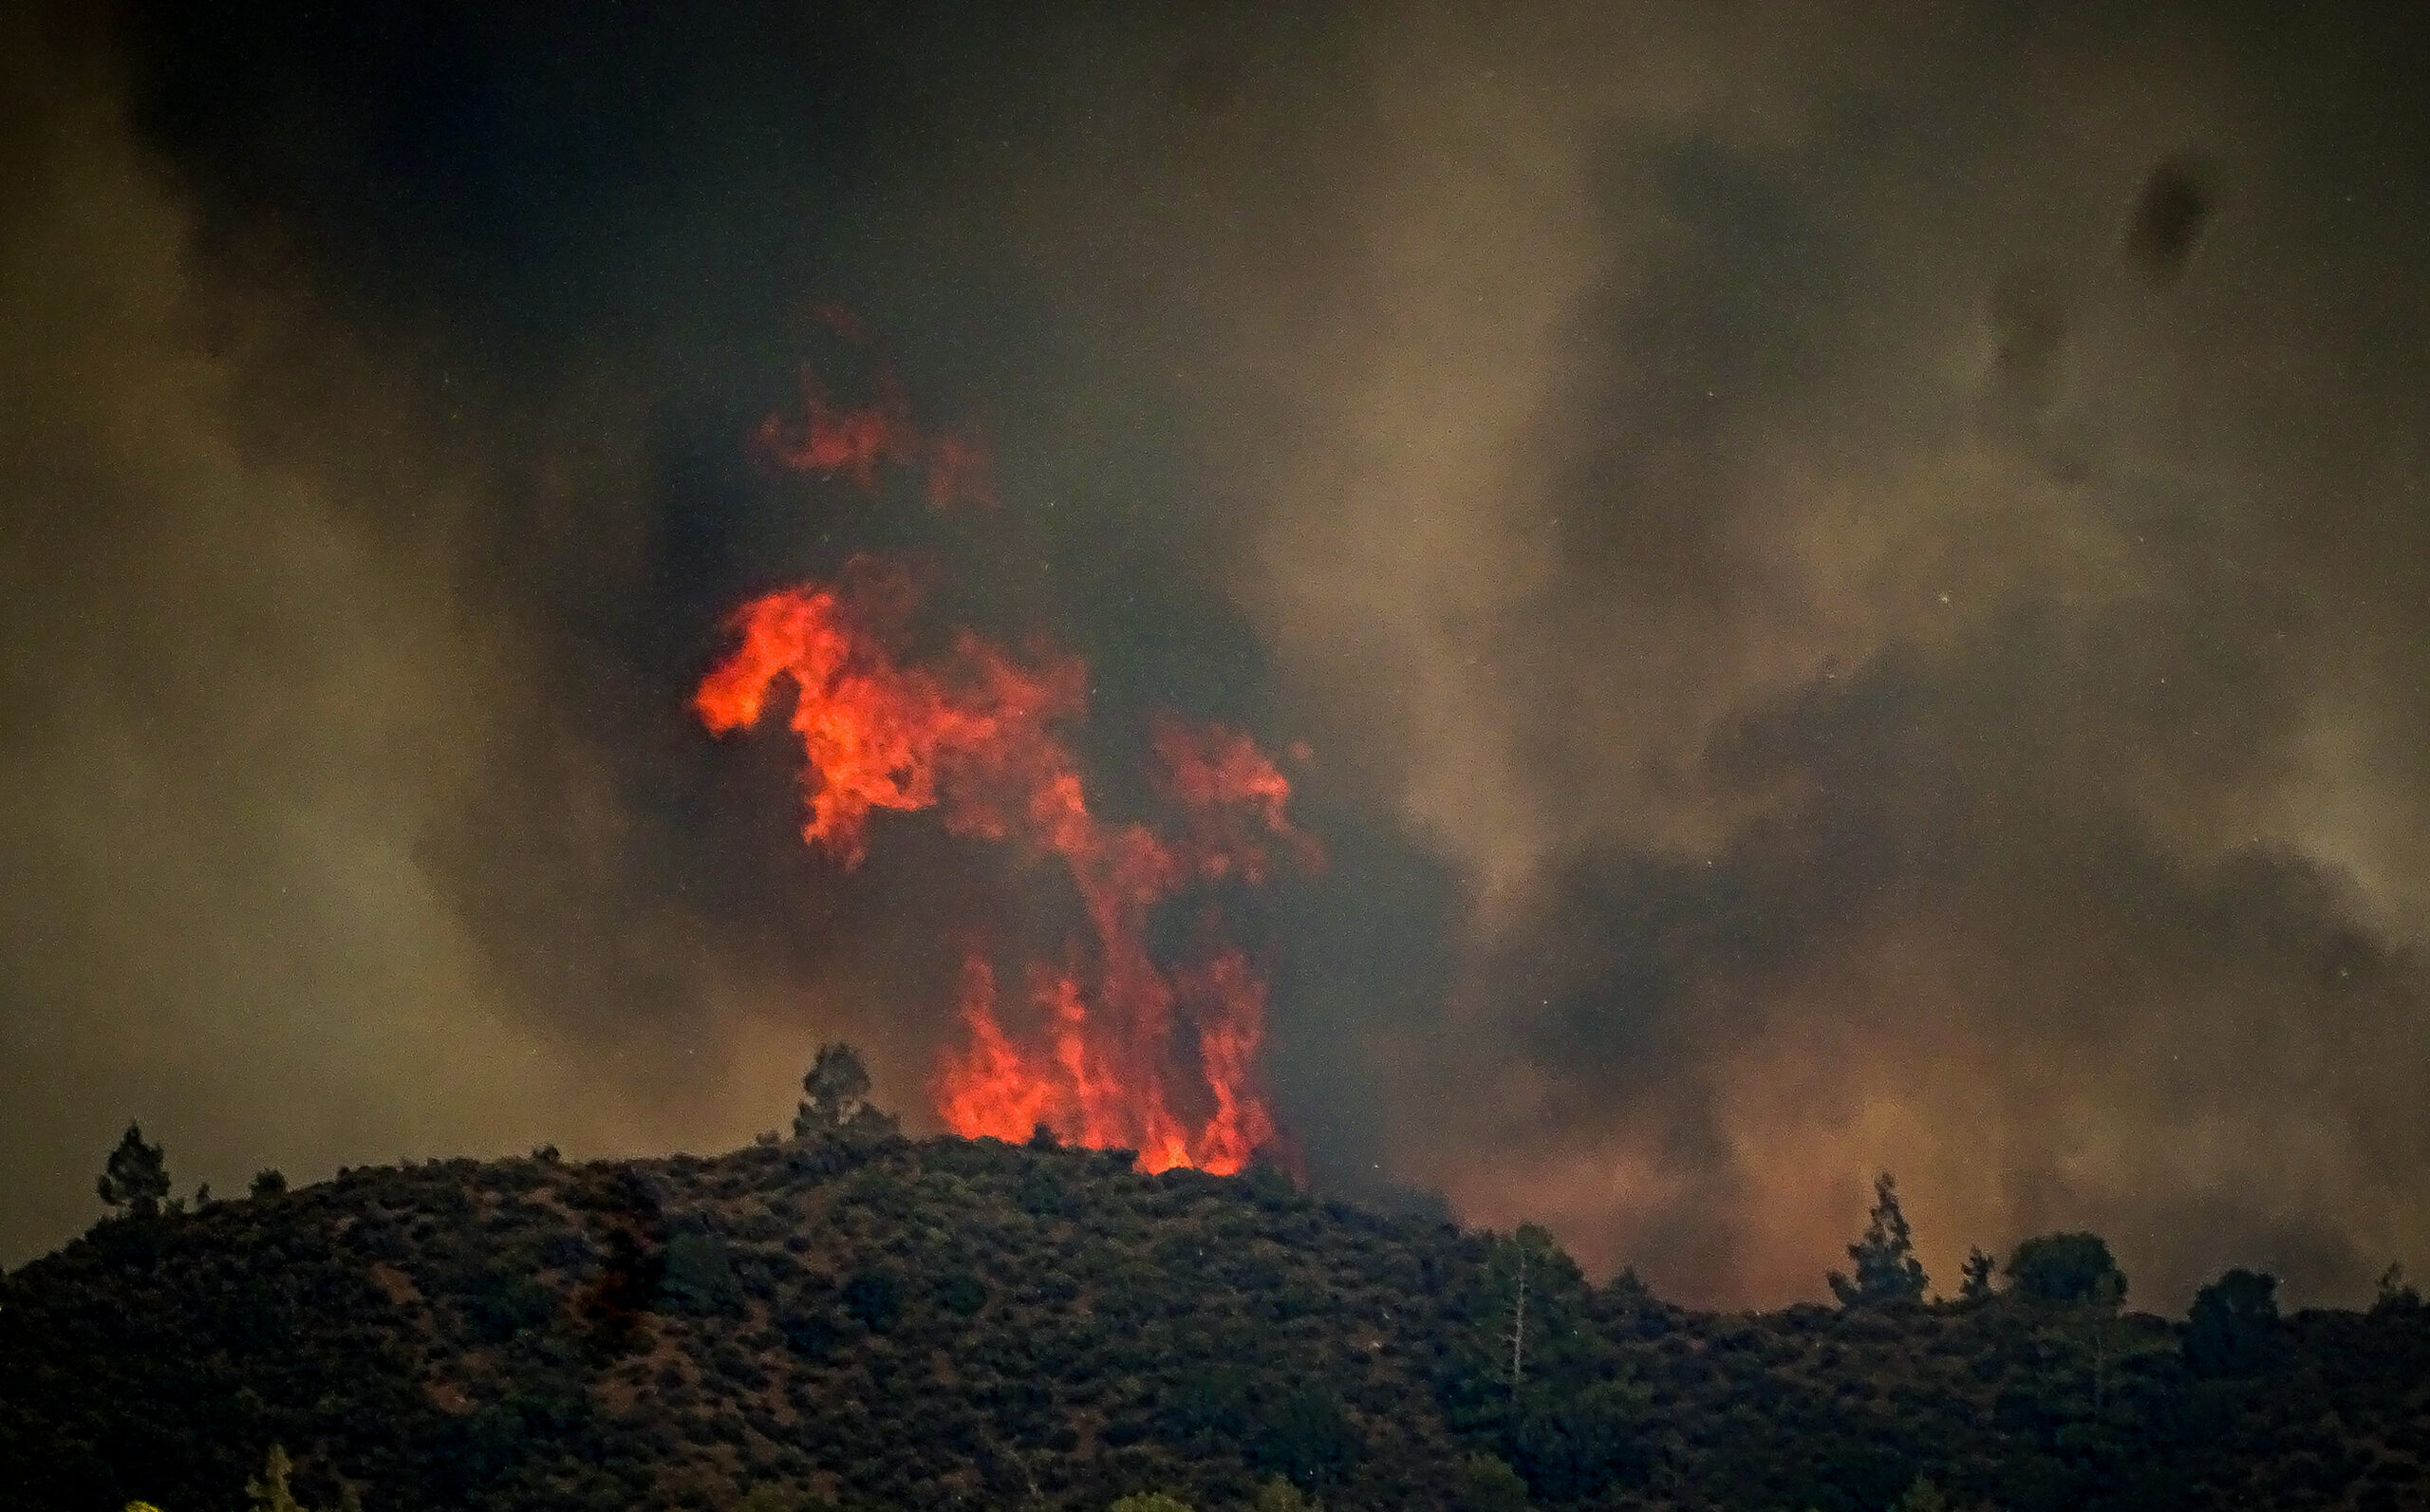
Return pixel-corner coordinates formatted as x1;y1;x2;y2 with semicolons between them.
1505;1242;1529;1390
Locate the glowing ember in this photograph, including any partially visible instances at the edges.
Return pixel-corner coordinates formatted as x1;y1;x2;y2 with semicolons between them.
697;554;1311;1174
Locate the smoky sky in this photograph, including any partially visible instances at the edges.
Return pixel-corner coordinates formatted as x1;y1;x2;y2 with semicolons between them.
5;0;2427;1312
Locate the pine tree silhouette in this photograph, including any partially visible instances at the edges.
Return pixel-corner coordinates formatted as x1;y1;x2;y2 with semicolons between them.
1829;1171;1929;1307
96;1123;171;1219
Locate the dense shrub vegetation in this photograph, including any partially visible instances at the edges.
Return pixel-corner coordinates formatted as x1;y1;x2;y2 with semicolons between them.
3;1132;2424;1512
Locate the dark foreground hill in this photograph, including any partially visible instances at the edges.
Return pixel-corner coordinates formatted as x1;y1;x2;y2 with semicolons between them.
4;1131;2427;1512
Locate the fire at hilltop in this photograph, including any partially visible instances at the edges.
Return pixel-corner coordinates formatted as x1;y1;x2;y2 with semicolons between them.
695;324;1316;1175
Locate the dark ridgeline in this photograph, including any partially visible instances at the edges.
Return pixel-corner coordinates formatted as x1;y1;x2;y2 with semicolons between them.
2;1132;2425;1512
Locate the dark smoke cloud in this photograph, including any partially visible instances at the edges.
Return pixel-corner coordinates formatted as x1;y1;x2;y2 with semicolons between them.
5;1;2427;1314
2126;154;2216;286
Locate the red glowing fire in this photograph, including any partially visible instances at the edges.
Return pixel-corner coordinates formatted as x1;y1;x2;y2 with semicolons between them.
751;305;997;509
699;378;1312;1170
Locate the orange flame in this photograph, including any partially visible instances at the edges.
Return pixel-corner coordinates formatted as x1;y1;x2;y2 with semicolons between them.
750;307;996;508
697;559;1310;1174
693;562;1086;867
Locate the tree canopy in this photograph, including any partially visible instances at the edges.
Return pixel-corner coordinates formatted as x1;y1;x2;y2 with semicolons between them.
1829;1172;1928;1307
2183;1267;2279;1376
96;1123;170;1220
2004;1232;2126;1307
793;1043;899;1139
1956;1246;1997;1302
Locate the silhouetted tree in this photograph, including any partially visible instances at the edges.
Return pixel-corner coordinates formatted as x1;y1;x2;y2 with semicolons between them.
1829;1172;1928;1307
1603;1266;1652;1309
793;1043;899;1138
1957;1246;1998;1302
2372;1261;2421;1316
2005;1232;2125;1306
2184;1267;2279;1377
97;1123;170;1219
250;1168;287;1198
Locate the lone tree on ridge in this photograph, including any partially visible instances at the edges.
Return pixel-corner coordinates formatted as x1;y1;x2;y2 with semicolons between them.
96;1122;171;1220
1830;1170;1929;1307
794;1042;899;1138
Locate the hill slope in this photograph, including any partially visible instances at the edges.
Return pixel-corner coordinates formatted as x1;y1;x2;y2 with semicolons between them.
4;1132;2426;1512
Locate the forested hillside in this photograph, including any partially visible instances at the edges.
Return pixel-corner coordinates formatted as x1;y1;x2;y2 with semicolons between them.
6;1129;2426;1512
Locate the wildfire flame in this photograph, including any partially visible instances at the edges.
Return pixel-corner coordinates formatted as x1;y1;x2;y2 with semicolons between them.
751;305;997;509
696;556;1314;1174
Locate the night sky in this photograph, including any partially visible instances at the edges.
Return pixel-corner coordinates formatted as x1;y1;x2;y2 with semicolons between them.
5;1;2427;1312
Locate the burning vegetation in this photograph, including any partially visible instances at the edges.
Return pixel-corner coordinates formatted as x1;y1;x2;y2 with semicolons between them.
696;327;1315;1174
751;306;998;510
